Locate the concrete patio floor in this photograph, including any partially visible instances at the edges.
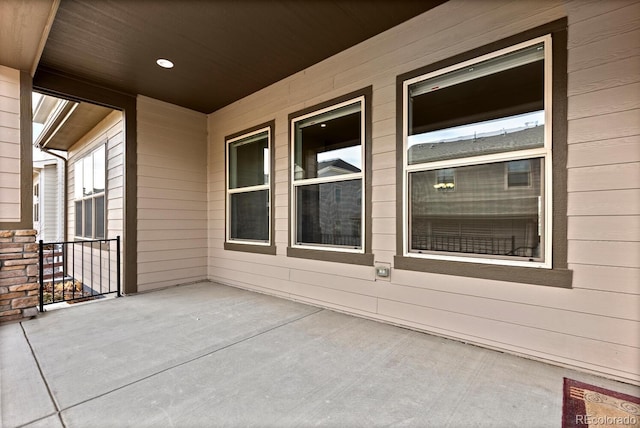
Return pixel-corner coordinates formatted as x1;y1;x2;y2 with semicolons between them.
2;281;638;428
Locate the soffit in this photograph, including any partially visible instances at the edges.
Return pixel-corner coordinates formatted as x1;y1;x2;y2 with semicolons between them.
0;0;58;74
37;101;113;151
36;0;447;114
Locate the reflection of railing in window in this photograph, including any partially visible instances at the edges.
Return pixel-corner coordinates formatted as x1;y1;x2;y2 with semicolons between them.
320;234;361;247
411;234;536;257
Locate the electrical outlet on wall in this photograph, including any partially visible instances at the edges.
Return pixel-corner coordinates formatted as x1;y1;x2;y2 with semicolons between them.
374;261;391;281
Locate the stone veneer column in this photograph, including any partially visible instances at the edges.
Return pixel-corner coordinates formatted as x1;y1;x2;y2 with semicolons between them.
0;230;39;323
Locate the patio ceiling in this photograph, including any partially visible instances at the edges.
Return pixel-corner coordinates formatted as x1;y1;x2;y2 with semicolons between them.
34;0;447;114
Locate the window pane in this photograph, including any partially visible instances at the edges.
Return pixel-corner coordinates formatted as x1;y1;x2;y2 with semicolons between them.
83;156;93;196
93;146;105;193
230;190;269;241
435;168;455;191
84;199;93;238
95;195;105;239
75;161;83;199
408;42;545;164
75;201;83;236
229;131;269;189
296;179;362;248
294;102;362;180
410;159;543;259
507;160;532;187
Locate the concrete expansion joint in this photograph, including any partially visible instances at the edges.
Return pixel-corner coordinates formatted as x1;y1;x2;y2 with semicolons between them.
14;306;326;427
18;322;65;428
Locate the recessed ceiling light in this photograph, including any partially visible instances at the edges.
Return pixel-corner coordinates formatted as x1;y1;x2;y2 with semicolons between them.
156;58;174;69
320;123;327;128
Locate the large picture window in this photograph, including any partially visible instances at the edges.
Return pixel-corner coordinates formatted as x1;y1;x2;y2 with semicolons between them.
74;145;105;239
403;36;552;268
225;123;274;254
291;97;365;252
396;20;571;287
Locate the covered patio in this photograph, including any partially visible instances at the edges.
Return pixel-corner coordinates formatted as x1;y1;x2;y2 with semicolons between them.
2;282;637;427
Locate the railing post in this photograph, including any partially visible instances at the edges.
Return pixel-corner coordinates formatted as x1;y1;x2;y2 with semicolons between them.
116;235;121;297
38;240;44;313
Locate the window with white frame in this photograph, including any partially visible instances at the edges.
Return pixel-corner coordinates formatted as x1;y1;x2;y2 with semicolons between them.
507;159;532;188
403;36;552;266
291;97;365;251
74;145;106;239
226;127;271;245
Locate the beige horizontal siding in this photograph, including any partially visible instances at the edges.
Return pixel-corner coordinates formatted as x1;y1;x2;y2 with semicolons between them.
567;136;640;168
137;96;207;291
0;66;21;222
205;0;640;383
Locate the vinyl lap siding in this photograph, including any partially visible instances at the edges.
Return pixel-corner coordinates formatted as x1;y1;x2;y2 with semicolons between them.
41;165;59;241
207;0;639;383
137;96;208;292
0;65;21;222
566;0;640;297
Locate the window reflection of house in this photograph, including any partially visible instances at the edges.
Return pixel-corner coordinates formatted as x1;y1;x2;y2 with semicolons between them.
314;159;362;247
410;126;542;258
292;99;365;250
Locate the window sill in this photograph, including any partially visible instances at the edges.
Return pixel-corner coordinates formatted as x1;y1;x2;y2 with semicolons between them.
224;242;276;255
288;246;374;266
394;255;572;288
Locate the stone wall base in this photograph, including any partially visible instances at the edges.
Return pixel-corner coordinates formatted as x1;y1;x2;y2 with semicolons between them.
0;230;39;323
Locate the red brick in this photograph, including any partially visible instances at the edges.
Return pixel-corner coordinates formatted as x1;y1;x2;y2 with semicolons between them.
11;296;39;309
14;230;37;236
9;282;38;292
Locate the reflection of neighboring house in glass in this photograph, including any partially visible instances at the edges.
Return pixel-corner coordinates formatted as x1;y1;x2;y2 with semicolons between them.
408;123;544;163
317;158;360;177
409;126;543;257
317;159;361;247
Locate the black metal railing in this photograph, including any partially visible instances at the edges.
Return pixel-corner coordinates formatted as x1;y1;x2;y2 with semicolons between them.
39;236;121;312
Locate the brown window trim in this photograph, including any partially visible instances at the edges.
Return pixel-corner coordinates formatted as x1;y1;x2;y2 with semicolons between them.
287;86;374;266
395;18;572;288
224;120;277;256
